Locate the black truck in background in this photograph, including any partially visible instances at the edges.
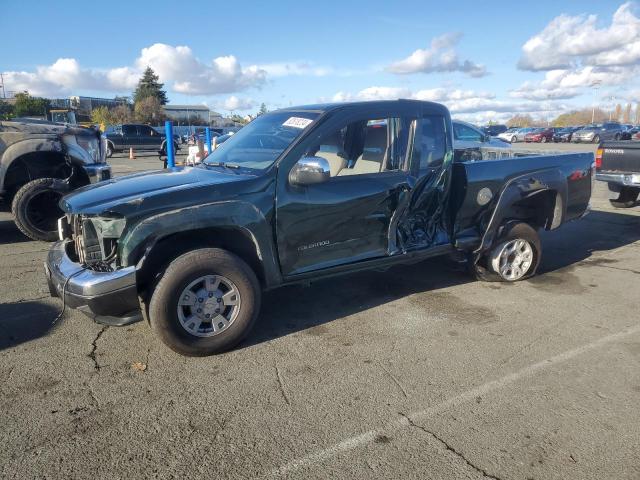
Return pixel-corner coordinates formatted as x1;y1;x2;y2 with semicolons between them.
596;142;640;208
103;124;180;158
45;100;594;356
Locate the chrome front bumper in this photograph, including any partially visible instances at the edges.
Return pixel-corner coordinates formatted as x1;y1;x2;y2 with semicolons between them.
45;241;141;326
83;164;112;183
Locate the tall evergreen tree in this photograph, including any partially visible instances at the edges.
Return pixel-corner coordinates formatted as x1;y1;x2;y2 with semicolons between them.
133;67;168;105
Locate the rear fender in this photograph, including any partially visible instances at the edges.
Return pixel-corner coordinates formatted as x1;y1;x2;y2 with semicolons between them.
473;168;567;262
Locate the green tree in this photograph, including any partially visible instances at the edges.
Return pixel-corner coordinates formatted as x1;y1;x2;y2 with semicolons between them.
623;103;632;123
229;114;248;125
133;67;168;105
134;96;165;124
258;103;268;116
91;106;112;126
110;104;133;124
551;108;607;126
0;100;14;120
614;103;622;122
12;92;50;117
506;114;535;128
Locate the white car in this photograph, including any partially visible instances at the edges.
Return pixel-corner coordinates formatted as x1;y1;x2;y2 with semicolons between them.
497;128;529;143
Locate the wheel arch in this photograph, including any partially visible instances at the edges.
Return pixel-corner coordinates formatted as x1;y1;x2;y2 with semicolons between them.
473;168;567;263
135;226;268;296
2;150;71;195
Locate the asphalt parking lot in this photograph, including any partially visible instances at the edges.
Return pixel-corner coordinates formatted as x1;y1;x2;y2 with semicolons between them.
1;143;639;479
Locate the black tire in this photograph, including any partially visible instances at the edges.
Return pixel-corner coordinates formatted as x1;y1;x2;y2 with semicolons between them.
106;142;114;158
541;136;547;143
510;135;517;143
11;178;68;241
593;135;600;144
149;248;261;356
472;222;541;282
610;187;639;208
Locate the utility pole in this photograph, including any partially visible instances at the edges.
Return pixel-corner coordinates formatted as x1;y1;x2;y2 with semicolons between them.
0;73;6;99
590;80;601;124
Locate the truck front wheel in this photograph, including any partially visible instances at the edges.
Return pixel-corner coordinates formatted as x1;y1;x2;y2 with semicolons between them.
149;248;261;356
473;222;541;282
11;178;68;241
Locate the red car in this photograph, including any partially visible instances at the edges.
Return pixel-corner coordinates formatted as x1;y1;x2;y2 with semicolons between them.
524;128;555;143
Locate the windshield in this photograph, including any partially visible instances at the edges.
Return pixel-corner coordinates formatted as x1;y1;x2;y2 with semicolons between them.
204;111;319;170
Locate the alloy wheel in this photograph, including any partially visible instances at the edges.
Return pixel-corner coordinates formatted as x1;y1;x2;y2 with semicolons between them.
177;274;241;337
490;239;534;281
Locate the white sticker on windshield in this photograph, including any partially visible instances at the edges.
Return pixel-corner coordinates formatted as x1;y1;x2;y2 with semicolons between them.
283;117;313;129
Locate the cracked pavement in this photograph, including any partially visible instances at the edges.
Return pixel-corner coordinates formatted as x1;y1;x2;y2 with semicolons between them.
1;147;640;479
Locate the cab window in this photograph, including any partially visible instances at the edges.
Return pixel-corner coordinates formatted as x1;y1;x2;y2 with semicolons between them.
453;122;483;141
122;125;137;136
417;115;446;169
306;117;413;177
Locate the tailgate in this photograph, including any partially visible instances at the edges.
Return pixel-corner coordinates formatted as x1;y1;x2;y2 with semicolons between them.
599;142;640;173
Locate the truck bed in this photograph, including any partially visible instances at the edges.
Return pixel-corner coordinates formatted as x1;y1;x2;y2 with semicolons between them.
452;152;594;239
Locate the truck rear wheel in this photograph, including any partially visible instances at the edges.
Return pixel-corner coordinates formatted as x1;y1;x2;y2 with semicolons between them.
610;187;639;208
11;178;67;241
149;248;261;356
473;222;541;282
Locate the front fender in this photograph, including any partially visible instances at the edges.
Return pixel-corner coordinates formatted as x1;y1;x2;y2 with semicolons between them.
0;138;64;190
120;199;281;286
473;168;567;261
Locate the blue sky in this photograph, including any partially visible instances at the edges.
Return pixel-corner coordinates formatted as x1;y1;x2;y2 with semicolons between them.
1;0;639;123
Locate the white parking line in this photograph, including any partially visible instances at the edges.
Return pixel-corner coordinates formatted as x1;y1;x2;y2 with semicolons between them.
266;323;640;478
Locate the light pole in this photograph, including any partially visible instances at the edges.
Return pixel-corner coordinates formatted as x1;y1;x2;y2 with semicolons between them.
590;80;602;124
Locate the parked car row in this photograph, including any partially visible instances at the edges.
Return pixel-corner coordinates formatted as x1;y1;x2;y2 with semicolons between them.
493;122;640;144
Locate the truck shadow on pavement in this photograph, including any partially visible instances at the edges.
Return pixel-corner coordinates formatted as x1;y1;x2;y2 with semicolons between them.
537;209;640;273
0;300;60;351
246;256;473;348
0;219;30;244
246;209;640;348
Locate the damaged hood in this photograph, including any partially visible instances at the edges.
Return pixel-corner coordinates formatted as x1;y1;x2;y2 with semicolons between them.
61;166;259;216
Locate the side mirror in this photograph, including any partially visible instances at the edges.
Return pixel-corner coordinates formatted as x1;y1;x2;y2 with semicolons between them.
289;156;331;186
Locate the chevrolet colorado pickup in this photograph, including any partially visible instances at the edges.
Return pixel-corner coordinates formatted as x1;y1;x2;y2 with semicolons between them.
595;141;640;207
45;100;594;356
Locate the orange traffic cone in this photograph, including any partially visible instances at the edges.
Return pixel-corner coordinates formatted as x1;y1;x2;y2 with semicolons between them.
129;147;135;159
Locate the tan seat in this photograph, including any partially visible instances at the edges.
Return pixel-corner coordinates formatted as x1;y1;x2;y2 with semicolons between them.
316;151;346;177
338;126;387;176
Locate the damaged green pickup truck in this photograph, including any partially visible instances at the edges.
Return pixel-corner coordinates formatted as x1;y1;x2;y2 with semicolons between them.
45;100;594;356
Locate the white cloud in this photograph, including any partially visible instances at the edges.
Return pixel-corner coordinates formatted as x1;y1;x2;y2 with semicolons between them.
3;58;139;97
329;85;569;124
2;43;269;98
510;64;639;100
519;2;640;71
136;44;267;95
257;62;332;77
219;95;255;111
387;32;487;77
